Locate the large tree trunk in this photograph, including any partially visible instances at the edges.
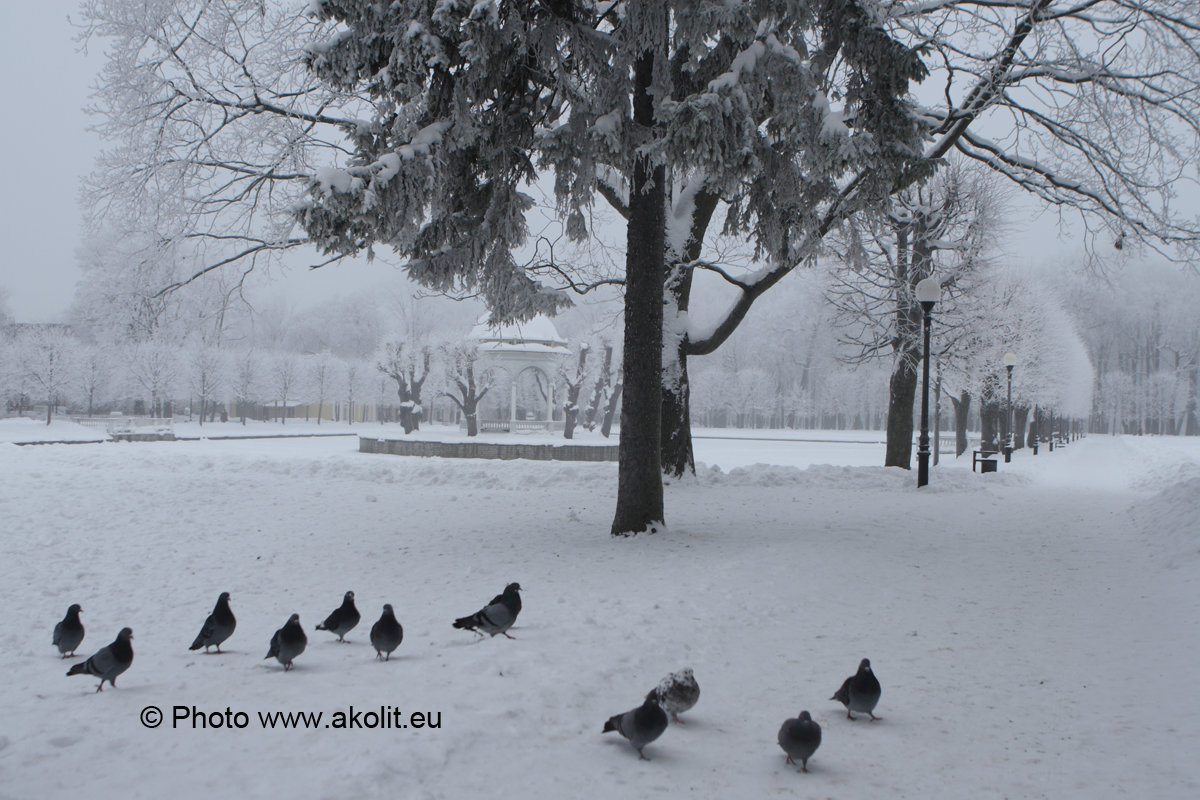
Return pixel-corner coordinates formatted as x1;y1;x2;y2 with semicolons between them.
951;391;971;457
662;190;718;478
611;39;666;537
884;350;919;468
1014;405;1029;450
661;334;694;477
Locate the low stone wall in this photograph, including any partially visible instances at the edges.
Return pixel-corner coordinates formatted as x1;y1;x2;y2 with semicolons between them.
360;436;618;462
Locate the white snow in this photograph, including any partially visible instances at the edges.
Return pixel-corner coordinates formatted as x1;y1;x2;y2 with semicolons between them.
2;429;1198;799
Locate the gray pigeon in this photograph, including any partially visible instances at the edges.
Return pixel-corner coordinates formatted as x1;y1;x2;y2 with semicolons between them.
189;591;236;653
52;603;84;658
265;613;307;670
453;582;521;638
315;591;360;642
369;604;404;660
831;657;882;720
778;710;822;772
66;627;133;692
602;692;669;760
651;667;699;722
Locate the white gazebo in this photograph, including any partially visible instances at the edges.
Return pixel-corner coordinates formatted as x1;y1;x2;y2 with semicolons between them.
470;315;571;431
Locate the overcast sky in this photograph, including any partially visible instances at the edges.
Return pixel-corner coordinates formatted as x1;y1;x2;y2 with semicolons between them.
0;4;96;323
0;3;1092;327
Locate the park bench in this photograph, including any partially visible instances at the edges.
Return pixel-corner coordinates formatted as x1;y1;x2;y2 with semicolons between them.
972;448;998;473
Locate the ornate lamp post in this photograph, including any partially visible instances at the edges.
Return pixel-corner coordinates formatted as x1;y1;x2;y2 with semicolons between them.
916;278;940;488
1003;351;1017;463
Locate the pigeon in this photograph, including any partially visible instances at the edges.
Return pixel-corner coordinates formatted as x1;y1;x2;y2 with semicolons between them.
831;657;882;720
778;710;822;772
265;613;307;670
602;691;669;760
67;627;133;692
651;668;700;723
315;591;360;642
369;604;404;661
189;591;236;653
453;582;522;639
52;603;85;658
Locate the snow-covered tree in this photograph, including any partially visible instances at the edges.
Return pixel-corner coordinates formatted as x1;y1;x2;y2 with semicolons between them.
231;350;259;425
126;341;179;418
187;344;227;425
341;358;369;424
827;162;1004;468
306;350;338;424
76;344;112;418
439;342;490;437
10;326;77;424
376;338;431;434
268;353;299;424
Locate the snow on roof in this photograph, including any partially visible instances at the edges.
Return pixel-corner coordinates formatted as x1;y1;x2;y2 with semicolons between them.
470;315;570;352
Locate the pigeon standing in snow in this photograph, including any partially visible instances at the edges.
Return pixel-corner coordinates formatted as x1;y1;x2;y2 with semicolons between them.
831;657;882;720
602;692;669;760
369;604;404;660
453;582;522;638
651;668;700;723
67;627;133;691
189;591;236;653
265;614;307;670
52;603;84;658
778;710;822;772
315;590;360;642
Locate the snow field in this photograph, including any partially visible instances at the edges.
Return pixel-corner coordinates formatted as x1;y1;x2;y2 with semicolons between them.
0;433;1197;799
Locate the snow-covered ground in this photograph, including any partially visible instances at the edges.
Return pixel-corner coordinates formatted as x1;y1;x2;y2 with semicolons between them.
1;429;1197;799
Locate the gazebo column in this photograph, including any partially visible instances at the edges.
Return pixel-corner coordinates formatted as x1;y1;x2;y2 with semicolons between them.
510;381;518;426
546;380;554;428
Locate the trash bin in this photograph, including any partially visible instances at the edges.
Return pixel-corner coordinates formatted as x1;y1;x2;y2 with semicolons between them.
979;458;998;473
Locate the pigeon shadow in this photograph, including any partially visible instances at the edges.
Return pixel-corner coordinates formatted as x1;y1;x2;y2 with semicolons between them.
600;738;680;764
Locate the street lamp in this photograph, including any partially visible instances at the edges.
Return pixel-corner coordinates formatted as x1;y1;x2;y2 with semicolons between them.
1003;351;1017;463
916;277;940;487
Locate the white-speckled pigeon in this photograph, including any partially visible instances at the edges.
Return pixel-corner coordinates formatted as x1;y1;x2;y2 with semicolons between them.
67;627;133;691
831;658;882;720
265;614;307;670
315;591;360;642
603;692;669;760
778;710;822;771
189;591;236;653
369;604;404;661
651;668;700;723
453;583;521;638
52;603;84;658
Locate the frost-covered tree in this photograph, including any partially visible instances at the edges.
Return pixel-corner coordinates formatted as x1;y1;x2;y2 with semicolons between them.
376;338;431;434
11;326;77;424
306;350;338;424
439;342;490;437
126;341;180;418
560;343;591;440
341;358;369;424
76;344;112;418
187;343;226;425
232;350;259;425
268;353;300;424
827;162;1003;467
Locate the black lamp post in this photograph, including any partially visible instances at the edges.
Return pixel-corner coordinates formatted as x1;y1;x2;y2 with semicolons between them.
916;277;940;488
1003;351;1017;463
1032;404;1039;455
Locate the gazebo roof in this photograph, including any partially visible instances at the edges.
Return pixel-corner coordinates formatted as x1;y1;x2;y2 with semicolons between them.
471;314;570;354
